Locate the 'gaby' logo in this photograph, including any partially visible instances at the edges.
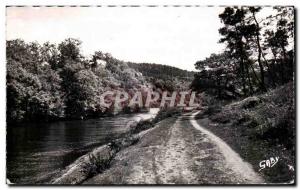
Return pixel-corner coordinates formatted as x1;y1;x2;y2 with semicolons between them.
259;156;279;171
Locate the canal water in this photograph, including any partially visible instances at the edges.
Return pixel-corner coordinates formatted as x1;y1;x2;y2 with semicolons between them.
7;109;158;184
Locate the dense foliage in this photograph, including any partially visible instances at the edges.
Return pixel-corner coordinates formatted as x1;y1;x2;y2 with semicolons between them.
6;39;147;123
7;38;197;123
127;62;194;80
128;62;194;91
192;6;294;99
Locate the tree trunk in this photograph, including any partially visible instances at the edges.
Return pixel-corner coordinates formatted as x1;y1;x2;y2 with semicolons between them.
271;50;280;85
262;53;275;87
280;44;288;83
252;12;266;91
240;57;247;96
246;64;253;95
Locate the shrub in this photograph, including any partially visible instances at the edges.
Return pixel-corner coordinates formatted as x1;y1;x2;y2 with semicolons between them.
82;153;113;178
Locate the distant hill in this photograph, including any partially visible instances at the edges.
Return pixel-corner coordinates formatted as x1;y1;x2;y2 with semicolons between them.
127;62;195;81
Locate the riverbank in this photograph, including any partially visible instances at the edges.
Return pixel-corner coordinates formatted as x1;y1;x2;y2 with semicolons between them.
7;107;156;126
49;108;181;184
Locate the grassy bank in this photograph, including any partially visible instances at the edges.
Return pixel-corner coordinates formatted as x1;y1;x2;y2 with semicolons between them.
196;82;295;183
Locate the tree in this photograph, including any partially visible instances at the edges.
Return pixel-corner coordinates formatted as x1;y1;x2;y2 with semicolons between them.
191;53;239;99
192;6;294;100
58;38;83;68
263;7;294;84
218;7;287;94
247;7;267;91
219;7;253;95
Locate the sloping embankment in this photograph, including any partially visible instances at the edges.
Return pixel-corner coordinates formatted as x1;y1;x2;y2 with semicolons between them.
196;82;295;183
51;136;138;184
51;109;181;184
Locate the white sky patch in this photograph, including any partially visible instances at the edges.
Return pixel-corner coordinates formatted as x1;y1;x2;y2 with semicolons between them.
6;6;226;71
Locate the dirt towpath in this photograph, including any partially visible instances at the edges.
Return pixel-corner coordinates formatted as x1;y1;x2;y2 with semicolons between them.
84;111;264;184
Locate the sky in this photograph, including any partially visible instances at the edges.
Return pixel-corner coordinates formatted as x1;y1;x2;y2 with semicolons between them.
6;6;227;71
